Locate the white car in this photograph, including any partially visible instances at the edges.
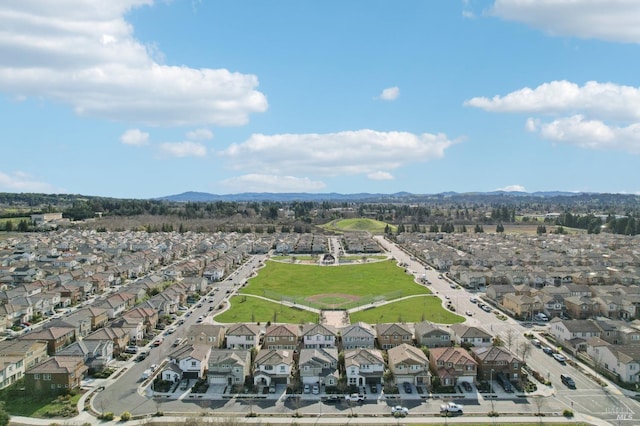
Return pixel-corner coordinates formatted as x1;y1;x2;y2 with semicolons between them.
312;385;319;395
553;353;566;363
391;406;409;417
440;402;463;413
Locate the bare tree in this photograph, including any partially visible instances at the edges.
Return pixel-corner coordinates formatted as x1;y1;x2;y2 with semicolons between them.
518;341;533;363
505;329;515;352
532;395;546;422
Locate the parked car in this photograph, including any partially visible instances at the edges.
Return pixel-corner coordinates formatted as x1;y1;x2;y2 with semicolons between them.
391;406;409;417
304;384;310;393
531;339;541;347
312;385;319;395
542;346;554;355
469;297;477;303
440;402;463;413
269;384;276;394
403;382;412;393
461;381;472;392
135;350;149;361
153;337;164;346
345;393;366;402
553;353;566;363
173;337;184;347
124;345;138;354
497;372;513;392
466;311;473;316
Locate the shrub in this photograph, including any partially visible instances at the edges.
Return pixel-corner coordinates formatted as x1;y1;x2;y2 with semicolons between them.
99;412;114;420
488;410;500;417
563;409;574;417
120;411;131;421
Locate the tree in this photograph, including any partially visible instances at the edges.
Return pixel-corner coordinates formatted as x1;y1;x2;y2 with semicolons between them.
504;329;515;352
496;223;504;233
492;335;504;347
0;402;9;426
3;220;12;232
518;341;532;364
474;224;484;233
536;225;547;235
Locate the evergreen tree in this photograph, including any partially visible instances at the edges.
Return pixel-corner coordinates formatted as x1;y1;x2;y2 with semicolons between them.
496;223;504;233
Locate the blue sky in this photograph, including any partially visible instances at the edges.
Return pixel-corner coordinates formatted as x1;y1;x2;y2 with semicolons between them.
1;0;639;198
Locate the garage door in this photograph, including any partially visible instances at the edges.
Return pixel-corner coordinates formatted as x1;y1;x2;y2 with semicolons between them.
209;376;227;385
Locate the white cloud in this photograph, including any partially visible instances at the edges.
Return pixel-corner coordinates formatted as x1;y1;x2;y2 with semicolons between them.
379;86;400;101
220;129;457;177
496;184;526;192
120;128;149;146
0;1;268;126
0;171;63;193
491;0;640;44
368;171;394;181
186;128;213;141
465;80;640;121
220;174;326;193
468;80;640;154
527;114;640;153
159;141;207;158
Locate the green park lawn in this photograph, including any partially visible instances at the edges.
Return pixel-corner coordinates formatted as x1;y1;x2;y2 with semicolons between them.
349;296;465;324
242;259;430;300
321;218;396;234
214;295;318;324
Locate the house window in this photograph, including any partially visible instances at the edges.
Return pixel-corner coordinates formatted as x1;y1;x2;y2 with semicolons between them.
191;361;197;367
265;365;273;371
43;374;51;381
34;374;40;380
267;337;275;342
325;335;331;341
51;384;56;389
513;363;518;369
279;366;285;372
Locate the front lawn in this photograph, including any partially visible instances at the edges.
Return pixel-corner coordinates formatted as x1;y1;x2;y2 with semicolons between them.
0;382;81;418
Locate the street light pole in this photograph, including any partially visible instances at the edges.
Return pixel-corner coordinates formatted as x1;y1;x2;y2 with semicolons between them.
490;368;495;413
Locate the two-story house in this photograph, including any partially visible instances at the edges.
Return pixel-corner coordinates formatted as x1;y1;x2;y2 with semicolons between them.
263;324;300;350
376;323;412;350
167;344;212;379
341;322;376;350
301;323;337;349
207;349;251;386
186;324;226;348
549;318;601;353
21;326;77;355
225;323;261;350
414;321;452;348
344;348;385;387
387;343;430;389
253;349;295;386
471;346;522;384
428;347;478;386
450;324;492;347
299;347;339;387
24;356;87;395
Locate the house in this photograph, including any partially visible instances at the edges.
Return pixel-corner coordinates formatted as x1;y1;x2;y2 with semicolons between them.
160;363;183;383
0;339;48;370
253;349;295;386
344;348;385;387
375;323;413;349
549;318;601;353
225;323;261;350
123;306;158;333
263;324;300;350
185;324;226;348
502;293;543;320
428;347;478;386
298;347;339;387
414;321;452;348
485;284;516;304
589;344;640;384
207;349;251;386
24;356;87;395
57;339;114;372
167;344;211;379
0;354;24;389
341;322;376;350
450;324;492;347
21;326;77;355
387;343;430;388
471;346;522;384
112;316;145;343
301;323;337;349
84;327;130;354
564;296;599;320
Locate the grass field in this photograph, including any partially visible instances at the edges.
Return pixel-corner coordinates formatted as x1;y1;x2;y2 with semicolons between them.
321;218;396;234
350;296;465;324
214;295;318;323
242;260;430;301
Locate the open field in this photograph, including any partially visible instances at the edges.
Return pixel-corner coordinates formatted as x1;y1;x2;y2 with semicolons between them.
214;295;318;324
321;218;396;234
350;296;465;324
241;260;430;307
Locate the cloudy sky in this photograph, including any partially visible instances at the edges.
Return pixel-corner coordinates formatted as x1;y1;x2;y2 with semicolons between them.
1;0;639;198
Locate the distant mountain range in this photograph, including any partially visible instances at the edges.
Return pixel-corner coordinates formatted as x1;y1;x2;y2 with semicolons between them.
157;190;589;203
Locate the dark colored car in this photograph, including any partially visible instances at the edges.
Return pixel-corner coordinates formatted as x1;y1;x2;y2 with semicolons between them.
403;382;412;393
542;346;554;355
461;381;472;392
561;374;576;389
